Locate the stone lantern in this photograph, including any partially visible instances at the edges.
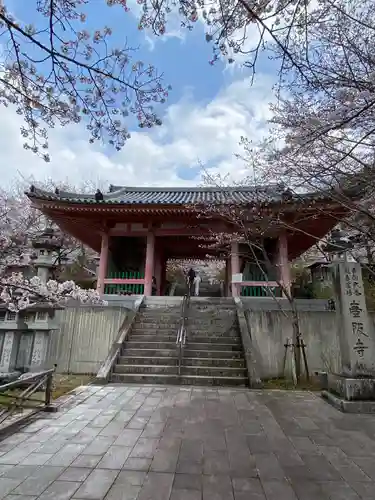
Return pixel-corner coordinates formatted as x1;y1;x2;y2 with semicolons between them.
30;228;63;283
0;229;63;380
322;228;354;262
4;255;33;280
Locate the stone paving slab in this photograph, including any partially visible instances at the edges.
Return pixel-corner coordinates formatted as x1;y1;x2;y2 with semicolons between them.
0;386;374;499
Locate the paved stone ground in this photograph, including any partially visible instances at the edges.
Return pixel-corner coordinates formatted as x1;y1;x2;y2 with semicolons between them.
0;386;374;500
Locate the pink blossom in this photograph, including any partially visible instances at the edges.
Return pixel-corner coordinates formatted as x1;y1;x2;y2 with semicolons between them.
0;273;107;312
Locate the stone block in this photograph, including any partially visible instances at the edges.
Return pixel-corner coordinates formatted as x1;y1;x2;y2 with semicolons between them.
74;469;119;499
322;390;375;413
12;466;65;496
0;478;24;498
327;373;375;401
136;472;174;500
58;467;92;482
38;480;81;500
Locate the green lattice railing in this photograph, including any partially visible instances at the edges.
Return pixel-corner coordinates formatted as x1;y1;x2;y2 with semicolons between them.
241;263;281;297
241;285;282;297
104;271;145;295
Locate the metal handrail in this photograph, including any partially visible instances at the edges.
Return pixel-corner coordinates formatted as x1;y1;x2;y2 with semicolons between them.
176;287;190;375
0;366;57;425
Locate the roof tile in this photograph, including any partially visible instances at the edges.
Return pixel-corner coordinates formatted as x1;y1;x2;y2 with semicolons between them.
26;185;289;205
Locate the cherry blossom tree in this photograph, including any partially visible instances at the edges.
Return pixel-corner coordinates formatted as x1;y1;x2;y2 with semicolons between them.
243;132;375;268
0;0;168;160
0;178;73;266
196;171;338;380
238;0;375;235
0;272;105;312
268;0;375;173
136;0;375;193
0;186;43;267
0;177;102;272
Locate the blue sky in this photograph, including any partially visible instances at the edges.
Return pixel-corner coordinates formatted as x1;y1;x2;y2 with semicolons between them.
1;0;278;189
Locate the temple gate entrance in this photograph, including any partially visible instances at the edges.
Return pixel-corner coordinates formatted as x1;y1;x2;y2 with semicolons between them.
26;184;349;299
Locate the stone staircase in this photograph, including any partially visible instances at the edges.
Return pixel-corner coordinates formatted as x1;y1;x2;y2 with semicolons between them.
110;297;248;386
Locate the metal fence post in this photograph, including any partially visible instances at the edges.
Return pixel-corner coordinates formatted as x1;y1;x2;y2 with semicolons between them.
44;364;57;412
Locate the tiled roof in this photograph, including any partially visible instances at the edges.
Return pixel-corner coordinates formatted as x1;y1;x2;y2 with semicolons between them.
25;184;323;206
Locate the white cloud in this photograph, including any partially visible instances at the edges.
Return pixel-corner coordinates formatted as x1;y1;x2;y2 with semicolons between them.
0;74;275;190
126;0;186;49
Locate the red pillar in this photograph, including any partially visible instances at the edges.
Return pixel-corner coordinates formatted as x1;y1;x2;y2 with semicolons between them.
231;241;240;297
278;232;291;296
144;232;155;296
225;258;231;297
97;232;109;294
154;249;163;296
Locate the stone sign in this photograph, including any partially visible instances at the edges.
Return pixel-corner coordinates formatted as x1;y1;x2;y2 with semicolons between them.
30;332;49;370
16;333;33;370
337;262;374;376
0;332;17;372
232;273;243;283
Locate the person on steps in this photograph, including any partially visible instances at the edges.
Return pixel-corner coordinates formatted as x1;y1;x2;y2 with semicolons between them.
152;276;157;296
187;268;195;295
194;272;201;296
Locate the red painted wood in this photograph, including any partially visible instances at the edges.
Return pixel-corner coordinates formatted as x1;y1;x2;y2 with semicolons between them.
144;232;155;296
108;227;213;237
97;233;109;293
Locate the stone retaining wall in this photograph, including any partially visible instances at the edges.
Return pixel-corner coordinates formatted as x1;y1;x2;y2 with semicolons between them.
41;297;375;378
241;298;375;379
48;305;130;374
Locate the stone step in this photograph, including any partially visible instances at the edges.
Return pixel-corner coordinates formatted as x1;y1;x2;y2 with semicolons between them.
129;334;178;342
110;297;247;388
117;356;245;368
125;341;177;350
114;364;178;375
189;309;237;315
137;313;181;318
128;335;242;345
139;307;181;311
113;364;247;378
183;357;246;368
122;348;177;357
135;318;180;324
125;341;242;351
121;347;243;359
110;373;248;386
143;299;182;307
132;323;179;330
138;311;236;319
135;316;237;323
188;330;240;337
186;342;242;351
188;322;238;329
136;319;238;328
187;318;238;323
184;349;243;359
118;356;179;366
137;315;180;321
132;325;239;335
189;298;235;304
181;366;247;377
